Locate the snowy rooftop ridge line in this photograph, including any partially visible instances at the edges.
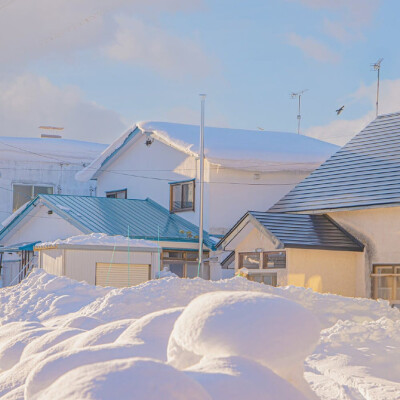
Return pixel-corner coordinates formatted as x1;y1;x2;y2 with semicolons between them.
75;121;339;181
0;136;108;164
35;233;160;249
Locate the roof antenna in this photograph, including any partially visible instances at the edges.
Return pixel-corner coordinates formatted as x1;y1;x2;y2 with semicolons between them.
371;58;383;117
290;89;308;134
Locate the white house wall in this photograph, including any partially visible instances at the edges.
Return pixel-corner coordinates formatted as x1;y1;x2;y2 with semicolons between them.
209;168;310;234
2;204;83;246
0;159;96;220
96;134;311;235
96;135;209;228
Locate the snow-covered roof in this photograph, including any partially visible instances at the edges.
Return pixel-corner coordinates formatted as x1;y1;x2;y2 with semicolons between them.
35;233;159;250
0;137;107;165
76;121;339;181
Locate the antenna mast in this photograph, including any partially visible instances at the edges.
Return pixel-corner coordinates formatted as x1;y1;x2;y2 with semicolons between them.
291;89;308;134
371;58;383;117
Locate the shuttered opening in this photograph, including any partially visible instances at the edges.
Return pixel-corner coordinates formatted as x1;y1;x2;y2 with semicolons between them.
96;263;151;288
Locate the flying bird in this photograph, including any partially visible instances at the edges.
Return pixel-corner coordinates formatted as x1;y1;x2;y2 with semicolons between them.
336;106;345;115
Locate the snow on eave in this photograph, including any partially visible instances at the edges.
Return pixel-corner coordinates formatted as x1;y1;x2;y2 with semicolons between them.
75;124;138;182
137;121;199;158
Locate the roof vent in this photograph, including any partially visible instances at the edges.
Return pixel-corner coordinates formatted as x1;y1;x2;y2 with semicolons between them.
40;134;62;139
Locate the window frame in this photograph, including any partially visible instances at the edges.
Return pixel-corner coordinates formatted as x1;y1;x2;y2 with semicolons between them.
162;249;209;278
371;264;400;304
169;180;195;213
12;183;54;211
106;189;127;199
238;251;286;270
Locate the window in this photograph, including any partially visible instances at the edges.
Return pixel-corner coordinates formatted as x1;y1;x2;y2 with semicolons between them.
239;253;261;269
372;265;400;303
238;251;286;270
170;180;194;212
13;184;53;211
106;189;127;199
162;250;209;279
248;273;278;287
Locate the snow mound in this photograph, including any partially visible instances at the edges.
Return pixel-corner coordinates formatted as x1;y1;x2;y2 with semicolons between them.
0;270;398;399
32;358;211;400
167;291;320;395
35;233;159;249
186;356;308;400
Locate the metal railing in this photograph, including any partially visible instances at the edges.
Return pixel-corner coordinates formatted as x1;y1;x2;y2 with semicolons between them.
9;256;37;286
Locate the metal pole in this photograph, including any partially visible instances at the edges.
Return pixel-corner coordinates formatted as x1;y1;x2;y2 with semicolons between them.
376;67;380;117
297;94;301;134
198;94;206;278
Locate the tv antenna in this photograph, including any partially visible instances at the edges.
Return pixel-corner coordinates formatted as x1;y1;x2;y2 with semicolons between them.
290;89;308;134
371;58;383;117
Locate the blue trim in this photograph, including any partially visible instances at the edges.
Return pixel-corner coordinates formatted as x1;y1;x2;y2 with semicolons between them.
94;127;140;179
168;178;195;185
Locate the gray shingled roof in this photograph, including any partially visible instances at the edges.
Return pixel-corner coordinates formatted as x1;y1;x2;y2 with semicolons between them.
249;212;363;251
218;211;364;252
270;112;400;213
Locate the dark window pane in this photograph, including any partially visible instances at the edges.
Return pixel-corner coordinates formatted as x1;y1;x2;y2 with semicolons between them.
106;193;117;198
263;252;286;269
186;263;199;278
13;185;33;211
240;253;260;269
167;263;184;278
33;186;53;197
164;251;183;259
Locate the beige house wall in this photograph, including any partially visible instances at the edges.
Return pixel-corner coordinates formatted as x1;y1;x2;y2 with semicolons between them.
233;226;364;298
328;206;400;297
286;248;363;297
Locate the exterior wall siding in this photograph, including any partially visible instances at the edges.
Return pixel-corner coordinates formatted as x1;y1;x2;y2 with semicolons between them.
286;248;363;297
328;206;400;297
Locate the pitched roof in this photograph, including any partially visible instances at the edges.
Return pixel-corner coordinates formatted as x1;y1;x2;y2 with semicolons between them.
76;121;338;181
0;137;107;164
0;194;215;249
270;113;400;213
218;211;364;252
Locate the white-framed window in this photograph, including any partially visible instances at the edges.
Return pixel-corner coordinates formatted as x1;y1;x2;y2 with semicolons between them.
13;184;53;211
238;251;286;270
106;189;127;199
371;265;400;304
169;180;195;212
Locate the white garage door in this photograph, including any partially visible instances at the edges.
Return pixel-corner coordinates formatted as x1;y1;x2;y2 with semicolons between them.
96;263;151;288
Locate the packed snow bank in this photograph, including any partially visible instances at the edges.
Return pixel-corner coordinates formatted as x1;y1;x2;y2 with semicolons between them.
35;233;159;249
0;270;398;400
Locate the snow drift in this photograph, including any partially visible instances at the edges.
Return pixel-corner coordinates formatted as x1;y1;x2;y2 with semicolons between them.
0;270;399;400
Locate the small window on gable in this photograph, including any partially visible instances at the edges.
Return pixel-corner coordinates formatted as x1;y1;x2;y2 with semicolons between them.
169;180;195;212
106;189;127;199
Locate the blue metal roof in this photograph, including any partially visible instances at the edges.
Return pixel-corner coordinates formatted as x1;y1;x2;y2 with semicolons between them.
0;195;215;249
271;113;400;213
218;211;364;252
0;241;40;252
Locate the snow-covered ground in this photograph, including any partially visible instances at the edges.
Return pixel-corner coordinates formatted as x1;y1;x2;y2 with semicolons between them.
0;271;399;400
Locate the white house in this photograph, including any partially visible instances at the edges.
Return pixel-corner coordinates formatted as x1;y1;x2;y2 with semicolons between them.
0;136;107;220
76;121;338;236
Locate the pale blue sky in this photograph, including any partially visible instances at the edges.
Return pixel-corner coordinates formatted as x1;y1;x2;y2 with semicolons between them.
0;0;398;145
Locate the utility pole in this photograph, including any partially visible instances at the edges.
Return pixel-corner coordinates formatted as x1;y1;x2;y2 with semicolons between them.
291;89;308;134
198;94;206;278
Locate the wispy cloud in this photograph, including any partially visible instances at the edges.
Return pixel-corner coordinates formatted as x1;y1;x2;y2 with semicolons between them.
0;0;203;70
287;0;381;43
0;74;125;142
306;79;400;145
103;17;216;79
287;33;340;63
